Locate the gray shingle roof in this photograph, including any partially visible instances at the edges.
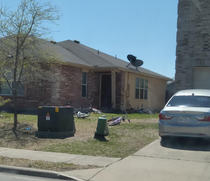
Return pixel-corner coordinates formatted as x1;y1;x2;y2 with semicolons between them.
40;40;91;66
56;40;171;80
0;36;170;80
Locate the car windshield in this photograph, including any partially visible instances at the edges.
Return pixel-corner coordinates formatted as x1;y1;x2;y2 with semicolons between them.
167;96;210;107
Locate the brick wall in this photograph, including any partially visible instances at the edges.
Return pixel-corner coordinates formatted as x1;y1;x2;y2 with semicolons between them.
87;71;100;108
44;65;100;109
176;0;210;91
50;65;86;107
116;71;125;109
1;65;100;110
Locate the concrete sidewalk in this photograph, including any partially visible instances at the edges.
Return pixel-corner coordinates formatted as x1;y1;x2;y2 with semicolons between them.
0;147;120;167
0;147;121;180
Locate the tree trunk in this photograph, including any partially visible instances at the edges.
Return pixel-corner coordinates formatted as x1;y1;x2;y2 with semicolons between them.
13;90;18;133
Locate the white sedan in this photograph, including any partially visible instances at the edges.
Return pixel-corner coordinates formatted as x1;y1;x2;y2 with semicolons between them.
159;89;210;139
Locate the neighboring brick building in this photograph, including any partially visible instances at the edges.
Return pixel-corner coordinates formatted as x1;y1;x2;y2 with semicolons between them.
1;39;171;112
176;0;210;91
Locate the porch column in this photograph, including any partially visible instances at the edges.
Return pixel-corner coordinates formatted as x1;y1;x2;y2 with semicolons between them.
111;70;116;108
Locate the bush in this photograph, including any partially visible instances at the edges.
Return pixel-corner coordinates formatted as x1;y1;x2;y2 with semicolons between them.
0;96;10;107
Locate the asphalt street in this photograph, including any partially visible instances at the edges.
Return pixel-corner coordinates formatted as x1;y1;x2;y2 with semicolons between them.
0;172;67;181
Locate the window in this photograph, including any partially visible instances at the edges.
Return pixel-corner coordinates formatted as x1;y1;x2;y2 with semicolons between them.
15;82;25;96
82;72;87;97
135;78;148;100
0;82;11;95
135;78;140;99
167;96;210;107
0;81;25;96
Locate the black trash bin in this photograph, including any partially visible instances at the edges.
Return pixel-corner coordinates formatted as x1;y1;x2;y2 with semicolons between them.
35;106;76;138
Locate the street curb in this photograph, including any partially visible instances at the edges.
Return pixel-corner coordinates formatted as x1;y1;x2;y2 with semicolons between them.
0;165;84;181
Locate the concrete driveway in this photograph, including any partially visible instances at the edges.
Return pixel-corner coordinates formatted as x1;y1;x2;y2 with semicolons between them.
91;138;210;181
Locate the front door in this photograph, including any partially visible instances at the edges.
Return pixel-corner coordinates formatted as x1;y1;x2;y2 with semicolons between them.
101;74;111;108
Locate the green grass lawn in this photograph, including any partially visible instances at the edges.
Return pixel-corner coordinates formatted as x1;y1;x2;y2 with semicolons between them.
0;112;159;158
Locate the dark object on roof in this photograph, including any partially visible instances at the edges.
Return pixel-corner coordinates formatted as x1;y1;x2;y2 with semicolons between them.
126;54;143;70
50;40;56;44
73;40;80;44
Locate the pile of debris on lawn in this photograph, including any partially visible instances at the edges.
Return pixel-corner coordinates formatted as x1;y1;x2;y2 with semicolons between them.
74;106;157;116
126;108;154;114
109;107;156;115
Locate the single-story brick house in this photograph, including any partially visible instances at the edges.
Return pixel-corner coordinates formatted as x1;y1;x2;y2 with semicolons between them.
0;39;171;112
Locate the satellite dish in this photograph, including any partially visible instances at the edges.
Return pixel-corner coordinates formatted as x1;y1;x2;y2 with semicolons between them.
127;54;136;62
126;54;143;70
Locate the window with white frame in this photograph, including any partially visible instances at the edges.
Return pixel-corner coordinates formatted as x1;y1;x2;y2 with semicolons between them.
0;81;25;96
135;78;148;100
82;72;87;97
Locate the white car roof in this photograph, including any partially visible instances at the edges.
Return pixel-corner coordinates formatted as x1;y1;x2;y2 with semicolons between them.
175;89;210;96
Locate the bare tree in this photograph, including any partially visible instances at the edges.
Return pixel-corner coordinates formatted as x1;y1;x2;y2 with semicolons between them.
0;0;61;133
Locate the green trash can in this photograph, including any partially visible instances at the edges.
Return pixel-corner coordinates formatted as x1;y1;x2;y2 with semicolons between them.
94;115;109;140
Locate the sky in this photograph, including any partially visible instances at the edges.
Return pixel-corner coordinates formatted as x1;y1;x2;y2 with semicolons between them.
0;0;179;79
